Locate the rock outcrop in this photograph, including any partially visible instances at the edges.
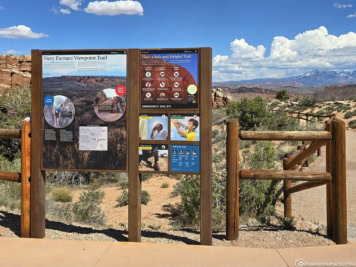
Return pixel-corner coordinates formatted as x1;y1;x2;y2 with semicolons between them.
212;88;232;108
0;55;31;89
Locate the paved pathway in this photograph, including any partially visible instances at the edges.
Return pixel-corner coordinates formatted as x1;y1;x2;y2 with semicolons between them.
292;130;356;241
0;237;355;266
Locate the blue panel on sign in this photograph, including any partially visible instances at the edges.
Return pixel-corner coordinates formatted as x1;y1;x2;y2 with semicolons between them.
170;145;200;172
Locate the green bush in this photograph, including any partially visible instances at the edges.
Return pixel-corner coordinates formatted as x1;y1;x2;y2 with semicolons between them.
0;181;22;210
161;183;169;189
226;97;270;130
141;190;151;205
116;191;128;206
276;90;289;101
246;141;276;170
0;86;31;162
298;96;316;108
72;190;105;225
51;187;73;203
345;111;354;119
349;120;356;129
116;190;151;207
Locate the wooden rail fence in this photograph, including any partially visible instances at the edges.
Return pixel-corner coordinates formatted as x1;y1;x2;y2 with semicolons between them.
0;118;31;237
269;109;335;123
226;118;347;244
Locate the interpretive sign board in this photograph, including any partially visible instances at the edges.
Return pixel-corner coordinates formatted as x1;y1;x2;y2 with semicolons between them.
41;50;128;171
32;47;212;245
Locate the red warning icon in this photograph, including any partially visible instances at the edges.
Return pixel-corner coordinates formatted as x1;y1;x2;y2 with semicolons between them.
115;85;126;96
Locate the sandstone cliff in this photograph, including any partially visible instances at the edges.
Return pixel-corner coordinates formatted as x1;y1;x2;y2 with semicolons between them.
0;55;31;89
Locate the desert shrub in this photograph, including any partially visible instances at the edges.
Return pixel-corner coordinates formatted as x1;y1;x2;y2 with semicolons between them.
349;120;356;129
212;108;227;125
46;171;92;185
263;111;298;131
0;86;31;162
116;190;151;207
0;181;21;210
116;191;129;206
161;183;169;189
239;140;253;149
276;90;289;101
51;187;72;203
141;190;151;205
226;97;270;130
246;141;276;170
345;110;356;119
46;200;74;222
72;190;105;225
212;131;226;144
345;111;354;119
298;96;316;108
212;129;219;138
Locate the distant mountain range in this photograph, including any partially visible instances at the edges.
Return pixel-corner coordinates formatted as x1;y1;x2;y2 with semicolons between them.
213;70;356;88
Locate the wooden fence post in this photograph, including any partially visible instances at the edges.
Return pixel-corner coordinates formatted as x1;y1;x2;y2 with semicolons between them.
283;155;292;218
331;119;347;244
21;118;31;238
226;119;239;240
325;121;333;238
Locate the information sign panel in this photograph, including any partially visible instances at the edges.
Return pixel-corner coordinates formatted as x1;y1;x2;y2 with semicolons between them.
171;145;200;172
140;49;199;109
42;51;127;171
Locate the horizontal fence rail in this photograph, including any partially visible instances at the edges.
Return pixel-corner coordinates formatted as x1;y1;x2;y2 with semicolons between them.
239;170;332;181
239;131;332;141
0;170;21;182
0;129;21;139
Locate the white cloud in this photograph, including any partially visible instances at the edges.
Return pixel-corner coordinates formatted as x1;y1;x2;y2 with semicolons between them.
0;25;48;39
84;0;143;16
213;26;356;81
3;50;22;55
347;12;356;18
0;6;4;10
334;3;352;8
60;0;82;11
60;8;71;14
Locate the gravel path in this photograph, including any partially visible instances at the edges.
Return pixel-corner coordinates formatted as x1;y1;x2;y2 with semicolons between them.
292;130;356;241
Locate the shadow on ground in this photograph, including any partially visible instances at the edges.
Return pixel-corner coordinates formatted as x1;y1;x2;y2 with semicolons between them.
0;210;199;244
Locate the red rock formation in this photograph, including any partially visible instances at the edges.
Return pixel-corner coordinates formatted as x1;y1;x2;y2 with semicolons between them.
0;55;31;89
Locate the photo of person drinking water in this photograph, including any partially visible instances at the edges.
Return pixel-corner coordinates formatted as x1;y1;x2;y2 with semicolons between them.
172;117;199;141
150;123;168;140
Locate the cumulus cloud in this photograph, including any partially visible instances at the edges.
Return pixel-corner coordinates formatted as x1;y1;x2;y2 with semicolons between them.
60;8;71;14
347;12;356;18
84;0;144;16
3;50;22;55
60;0;82;11
334;2;352;8
213;26;356;81
0;25;48;39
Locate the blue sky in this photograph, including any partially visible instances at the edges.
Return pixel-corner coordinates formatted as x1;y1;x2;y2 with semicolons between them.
1;0;356;81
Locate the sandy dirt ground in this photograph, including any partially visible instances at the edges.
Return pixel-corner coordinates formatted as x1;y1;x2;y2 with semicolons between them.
292;130;356;241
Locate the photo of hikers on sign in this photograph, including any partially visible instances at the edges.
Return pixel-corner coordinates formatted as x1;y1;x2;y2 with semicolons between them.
94;88;126;122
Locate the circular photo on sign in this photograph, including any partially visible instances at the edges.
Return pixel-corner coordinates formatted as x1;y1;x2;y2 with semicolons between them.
187;84;197;95
94;88;126;122
44;95;75;128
